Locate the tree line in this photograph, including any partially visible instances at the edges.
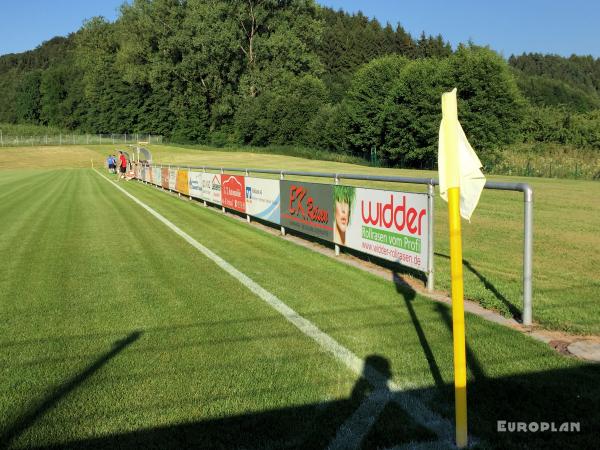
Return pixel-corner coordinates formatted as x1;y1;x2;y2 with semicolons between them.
0;0;598;169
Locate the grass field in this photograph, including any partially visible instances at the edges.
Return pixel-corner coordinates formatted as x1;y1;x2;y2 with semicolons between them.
0;146;599;449
73;143;600;335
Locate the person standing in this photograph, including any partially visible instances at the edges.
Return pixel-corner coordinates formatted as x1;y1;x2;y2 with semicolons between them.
118;151;128;181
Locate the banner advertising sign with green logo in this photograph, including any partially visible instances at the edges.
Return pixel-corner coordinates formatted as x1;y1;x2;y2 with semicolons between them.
333;185;429;272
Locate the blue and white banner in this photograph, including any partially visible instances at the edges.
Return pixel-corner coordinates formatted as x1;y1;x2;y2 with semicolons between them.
189;171;204;199
152;167;161;186
245;177;280;224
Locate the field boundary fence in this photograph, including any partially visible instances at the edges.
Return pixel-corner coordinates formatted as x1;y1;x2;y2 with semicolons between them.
134;162;534;326
0;132;163;147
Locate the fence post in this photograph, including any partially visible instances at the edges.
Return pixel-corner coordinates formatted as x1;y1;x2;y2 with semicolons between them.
0;130;2;147
245;169;251;223
427;183;435;292
221;168;226;213
522;186;534;327
203;167;208;206
280;171;286;236
334;175;340;256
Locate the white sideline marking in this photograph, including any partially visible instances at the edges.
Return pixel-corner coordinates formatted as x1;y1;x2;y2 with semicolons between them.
328;389;391;450
94;170;454;443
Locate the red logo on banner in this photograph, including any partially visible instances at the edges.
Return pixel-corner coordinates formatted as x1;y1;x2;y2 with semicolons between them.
221;175;246;212
288;185;329;224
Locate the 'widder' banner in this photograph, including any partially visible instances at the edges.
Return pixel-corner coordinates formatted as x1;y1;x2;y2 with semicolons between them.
334;186;429;272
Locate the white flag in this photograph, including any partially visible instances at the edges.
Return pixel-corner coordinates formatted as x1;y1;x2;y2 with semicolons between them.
438;104;486;221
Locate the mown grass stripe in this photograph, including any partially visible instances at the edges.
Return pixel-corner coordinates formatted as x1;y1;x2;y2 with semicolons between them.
94;169;455;442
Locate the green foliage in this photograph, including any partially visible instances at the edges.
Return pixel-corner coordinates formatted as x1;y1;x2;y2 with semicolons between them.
344;55;409;157
39;62;86;129
521;105;600;149
380;47;525;168
15;70;42;123
515;73;600;112
235;74;327;146
509;53;600;97
381;58;451;167
0;1;597;173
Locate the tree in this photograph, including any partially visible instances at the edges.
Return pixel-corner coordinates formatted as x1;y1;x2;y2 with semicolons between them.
381;46;525;168
15;70;42;123
344;55;409;157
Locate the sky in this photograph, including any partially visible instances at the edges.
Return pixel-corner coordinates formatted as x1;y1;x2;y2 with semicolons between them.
0;0;598;58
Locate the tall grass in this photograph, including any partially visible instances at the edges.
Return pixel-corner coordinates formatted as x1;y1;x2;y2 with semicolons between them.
494;143;600;180
0;122;69;136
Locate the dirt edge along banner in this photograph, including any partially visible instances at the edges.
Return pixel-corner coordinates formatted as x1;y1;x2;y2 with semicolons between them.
161;168;169;189
245;177;280;224
221;175;246;213
333;185;429;272
280;180;333;240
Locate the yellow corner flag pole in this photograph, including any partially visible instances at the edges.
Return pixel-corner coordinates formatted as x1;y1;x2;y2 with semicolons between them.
441;89;468;448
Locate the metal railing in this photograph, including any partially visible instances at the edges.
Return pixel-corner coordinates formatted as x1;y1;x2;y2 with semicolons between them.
143;163;533;326
0;132;163;147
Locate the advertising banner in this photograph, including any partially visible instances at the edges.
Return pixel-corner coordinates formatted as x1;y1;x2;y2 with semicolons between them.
209;173;222;205
189;171;204;199
221;175;246;213
169;169;177;190
245;177;280;224
152;167;161;186
176;170;189;195
280;181;334;240
201;172;212;201
147;166;154;184
161;168;169;189
336;186;429;272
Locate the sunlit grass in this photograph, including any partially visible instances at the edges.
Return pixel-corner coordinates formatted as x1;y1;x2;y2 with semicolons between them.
0;168;597;449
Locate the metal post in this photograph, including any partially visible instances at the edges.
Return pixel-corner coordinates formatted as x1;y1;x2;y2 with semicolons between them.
427;183;435;292
245;169;251;222
280;171;286;236
334;175;340;256
0;130;2;147
221;168;225;213
522;187;533;326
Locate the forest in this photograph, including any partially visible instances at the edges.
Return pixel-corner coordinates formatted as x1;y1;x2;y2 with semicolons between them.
0;0;599;170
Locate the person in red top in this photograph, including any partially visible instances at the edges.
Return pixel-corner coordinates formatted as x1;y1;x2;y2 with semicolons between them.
118;151;128;181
